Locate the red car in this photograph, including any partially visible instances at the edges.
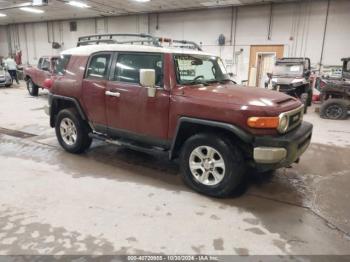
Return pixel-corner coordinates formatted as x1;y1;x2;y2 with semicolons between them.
47;34;313;197
24;56;58;96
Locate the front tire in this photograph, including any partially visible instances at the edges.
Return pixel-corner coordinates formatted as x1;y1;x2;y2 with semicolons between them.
27;79;39;96
320;99;350;120
55;108;92;154
5;79;13;88
180;133;245;197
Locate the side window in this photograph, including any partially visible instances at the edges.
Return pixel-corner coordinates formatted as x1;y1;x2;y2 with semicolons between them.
55;55;71;75
113;53;163;86
37;58;43;68
86;54;111;79
304;60;310;70
41;58;50;70
51;58;58;72
346;61;350;72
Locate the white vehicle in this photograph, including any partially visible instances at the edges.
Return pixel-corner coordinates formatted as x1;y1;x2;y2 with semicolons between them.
0;66;13;87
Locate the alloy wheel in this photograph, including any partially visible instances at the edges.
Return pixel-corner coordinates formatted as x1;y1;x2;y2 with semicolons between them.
60;118;78;145
189;146;226;186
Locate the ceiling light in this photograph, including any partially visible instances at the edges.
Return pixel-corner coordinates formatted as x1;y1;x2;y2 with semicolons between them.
68;1;90;8
134;0;151;2
20;7;44;13
0;13;7;17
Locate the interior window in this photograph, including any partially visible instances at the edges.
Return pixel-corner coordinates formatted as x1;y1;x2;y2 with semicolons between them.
114;53;163;86
87;54;111;79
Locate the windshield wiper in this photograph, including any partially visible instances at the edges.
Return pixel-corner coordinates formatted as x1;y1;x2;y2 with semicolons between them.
206;79;235;84
184;80;209;86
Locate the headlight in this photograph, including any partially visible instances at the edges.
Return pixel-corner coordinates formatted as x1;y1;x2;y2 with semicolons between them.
278;114;289;133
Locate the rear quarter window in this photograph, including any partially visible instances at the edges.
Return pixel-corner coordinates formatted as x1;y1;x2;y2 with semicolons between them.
55;55;71;75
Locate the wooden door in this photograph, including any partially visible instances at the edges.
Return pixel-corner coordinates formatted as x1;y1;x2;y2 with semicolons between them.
248;45;284;86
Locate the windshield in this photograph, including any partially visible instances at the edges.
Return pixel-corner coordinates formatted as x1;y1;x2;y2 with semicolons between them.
273;63;303;77
174;54;230;85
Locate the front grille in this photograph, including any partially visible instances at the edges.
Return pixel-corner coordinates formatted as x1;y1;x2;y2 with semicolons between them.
280;105;304;133
289;111;302;126
278;84;293;91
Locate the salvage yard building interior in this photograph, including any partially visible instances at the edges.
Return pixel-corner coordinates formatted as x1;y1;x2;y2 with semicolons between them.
0;0;349;260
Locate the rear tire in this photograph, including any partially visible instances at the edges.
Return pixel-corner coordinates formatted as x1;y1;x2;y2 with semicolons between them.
27;79;39;96
320;99;350;120
55;108;92;154
180;133;245;197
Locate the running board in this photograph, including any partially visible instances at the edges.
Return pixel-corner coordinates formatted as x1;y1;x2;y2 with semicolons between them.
89;133;169;157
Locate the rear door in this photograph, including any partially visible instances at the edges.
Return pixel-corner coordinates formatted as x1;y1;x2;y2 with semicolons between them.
105;52;170;146
81;52;112;133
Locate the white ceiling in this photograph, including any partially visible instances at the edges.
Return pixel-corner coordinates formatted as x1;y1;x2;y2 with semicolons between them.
0;0;299;25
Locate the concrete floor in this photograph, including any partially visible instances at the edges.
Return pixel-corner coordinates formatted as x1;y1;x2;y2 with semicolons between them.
0;83;349;256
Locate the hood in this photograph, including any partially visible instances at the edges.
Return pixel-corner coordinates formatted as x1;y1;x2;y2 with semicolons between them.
176;83;300;113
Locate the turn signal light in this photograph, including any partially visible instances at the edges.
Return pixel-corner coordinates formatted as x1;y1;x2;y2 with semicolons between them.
43;78;53;89
247;117;279;129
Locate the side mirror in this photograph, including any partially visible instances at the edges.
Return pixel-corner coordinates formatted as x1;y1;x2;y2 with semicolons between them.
140;69;156;97
304;70;311;78
228;72;234;77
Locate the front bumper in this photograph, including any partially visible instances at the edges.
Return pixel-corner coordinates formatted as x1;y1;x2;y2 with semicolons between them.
252;121;313;171
0;79;11;86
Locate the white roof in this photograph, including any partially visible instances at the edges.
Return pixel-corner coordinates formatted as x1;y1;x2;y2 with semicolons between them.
61;43;214;57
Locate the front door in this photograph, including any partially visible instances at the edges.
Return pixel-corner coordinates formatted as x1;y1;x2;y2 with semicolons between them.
106;52;170;146
81;52;112;132
256;53;276;88
36;58;51;87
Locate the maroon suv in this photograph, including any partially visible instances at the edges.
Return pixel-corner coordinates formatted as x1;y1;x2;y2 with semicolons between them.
47;34;313;197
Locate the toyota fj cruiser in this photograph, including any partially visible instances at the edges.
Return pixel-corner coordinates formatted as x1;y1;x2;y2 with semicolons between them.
47;34;313;197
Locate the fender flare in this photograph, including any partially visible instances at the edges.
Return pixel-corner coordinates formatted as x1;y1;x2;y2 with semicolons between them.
169;117;253;159
49;94;86;127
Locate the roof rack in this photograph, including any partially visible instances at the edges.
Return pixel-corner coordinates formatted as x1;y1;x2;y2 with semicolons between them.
77;33;160;47
77;33;202;51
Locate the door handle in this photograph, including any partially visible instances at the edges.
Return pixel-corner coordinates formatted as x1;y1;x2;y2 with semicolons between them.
105;91;121;97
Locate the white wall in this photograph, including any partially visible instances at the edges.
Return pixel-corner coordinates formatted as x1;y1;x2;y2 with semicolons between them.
0;26;8;57
0;0;349;82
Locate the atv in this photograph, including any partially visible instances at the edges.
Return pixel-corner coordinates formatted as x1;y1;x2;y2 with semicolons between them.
271;57;313;113
320;57;350;120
